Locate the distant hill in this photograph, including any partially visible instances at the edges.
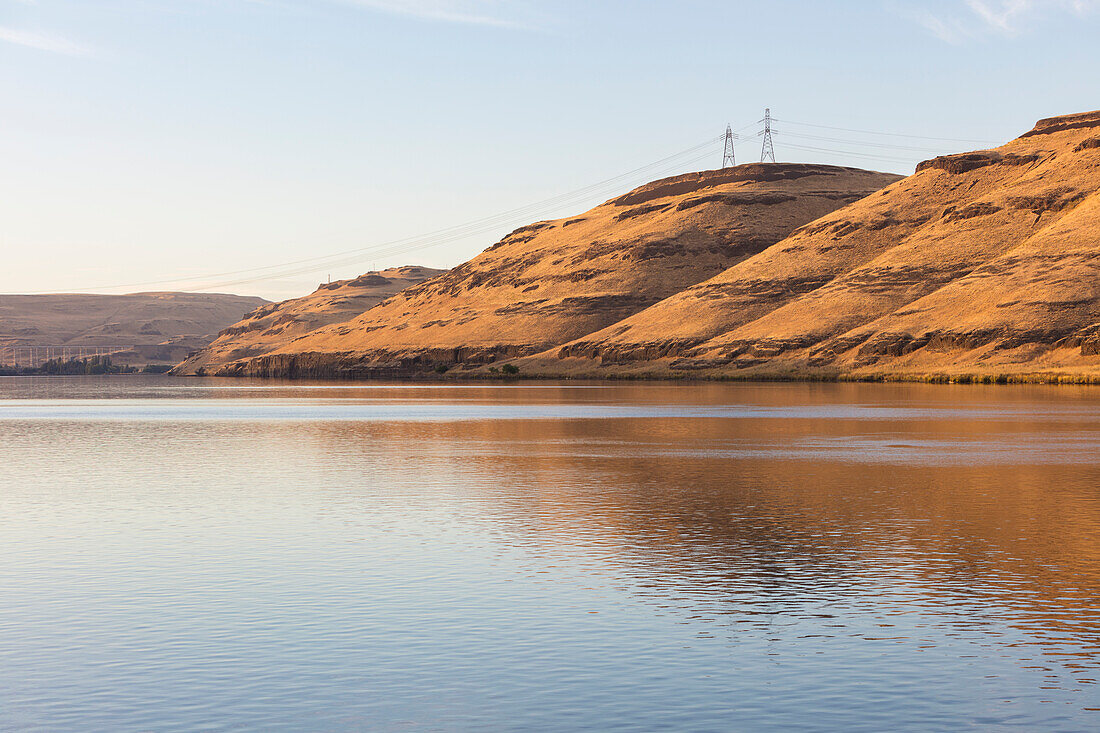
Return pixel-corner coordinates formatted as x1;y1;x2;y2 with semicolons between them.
211;164;901;378
172;266;446;375
516;110;1100;382
0;291;268;367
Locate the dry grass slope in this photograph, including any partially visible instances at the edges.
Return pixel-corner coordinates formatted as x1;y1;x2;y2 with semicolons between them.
0;292;268;366
516;110;1100;382
222;164;901;378
172;266;444;375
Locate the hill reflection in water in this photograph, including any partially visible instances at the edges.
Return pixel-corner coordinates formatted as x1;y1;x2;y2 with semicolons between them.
1;378;1098;730
307;393;1100;677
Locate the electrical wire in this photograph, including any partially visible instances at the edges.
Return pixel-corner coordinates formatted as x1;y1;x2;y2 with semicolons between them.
179;146;739;291
37;132;738;294
777;130;961;154
780;141;922;165
32;115;997;294
773;118;999;145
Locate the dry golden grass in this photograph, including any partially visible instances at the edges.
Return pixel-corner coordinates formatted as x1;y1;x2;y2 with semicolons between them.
0;291;267;366
514;110;1100;382
219;164;900;377
173;266;443;375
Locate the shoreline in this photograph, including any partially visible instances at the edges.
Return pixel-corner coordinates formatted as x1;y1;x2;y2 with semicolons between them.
171;367;1100;386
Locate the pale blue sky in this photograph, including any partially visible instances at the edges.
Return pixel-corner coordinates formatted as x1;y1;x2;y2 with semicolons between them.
2;0;1098;299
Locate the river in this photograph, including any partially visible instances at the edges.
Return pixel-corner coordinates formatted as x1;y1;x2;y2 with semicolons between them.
2;377;1098;730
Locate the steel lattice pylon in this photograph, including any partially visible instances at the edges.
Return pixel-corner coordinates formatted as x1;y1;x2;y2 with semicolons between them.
722;124;737;168
760;108;776;163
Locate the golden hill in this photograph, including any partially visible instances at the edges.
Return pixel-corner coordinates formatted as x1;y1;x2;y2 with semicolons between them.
217;164;901;377
519;110;1100;382
172;266;445;375
0;292;268;367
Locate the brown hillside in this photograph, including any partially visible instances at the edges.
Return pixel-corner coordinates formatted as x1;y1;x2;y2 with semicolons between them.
0;292;268;367
220;164;901;377
172;266;445;375
524;110;1100;381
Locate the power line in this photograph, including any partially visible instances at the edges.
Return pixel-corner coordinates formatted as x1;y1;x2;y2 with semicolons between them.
783;141;918;162
774;118;999;145
781;140;920;165
779;130;962;154
35;133;736;294
183;146;733;291
26;114;1000;295
186;148;733;290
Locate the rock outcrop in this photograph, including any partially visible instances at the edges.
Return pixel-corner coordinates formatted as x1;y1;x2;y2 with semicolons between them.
216;164;901;377
517;110;1100;381
172;266;444;375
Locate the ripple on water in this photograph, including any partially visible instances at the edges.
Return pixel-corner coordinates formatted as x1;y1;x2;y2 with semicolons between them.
0;377;1099;730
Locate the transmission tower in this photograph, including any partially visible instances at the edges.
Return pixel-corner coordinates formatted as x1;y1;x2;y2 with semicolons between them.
722;124;737;168
760;108;776;163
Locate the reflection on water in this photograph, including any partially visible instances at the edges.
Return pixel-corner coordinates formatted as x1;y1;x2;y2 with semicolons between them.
1;377;1099;731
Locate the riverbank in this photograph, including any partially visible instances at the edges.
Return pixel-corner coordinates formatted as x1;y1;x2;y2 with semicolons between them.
172;351;1100;386
0;357;171;377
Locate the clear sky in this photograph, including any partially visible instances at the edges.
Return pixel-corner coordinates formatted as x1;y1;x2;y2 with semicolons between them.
2;0;1098;300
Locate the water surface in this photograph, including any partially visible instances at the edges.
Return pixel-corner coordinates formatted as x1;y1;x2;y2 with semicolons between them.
2;377;1099;730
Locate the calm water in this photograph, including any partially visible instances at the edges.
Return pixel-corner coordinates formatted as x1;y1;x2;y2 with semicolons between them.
2;377;1100;731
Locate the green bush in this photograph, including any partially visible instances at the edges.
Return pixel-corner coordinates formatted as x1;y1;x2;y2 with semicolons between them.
501;363;519;375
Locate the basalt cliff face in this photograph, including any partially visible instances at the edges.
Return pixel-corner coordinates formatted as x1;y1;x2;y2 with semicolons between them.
172;266;444;375
0;292;268;367
215;164;901;377
512;110;1100;382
